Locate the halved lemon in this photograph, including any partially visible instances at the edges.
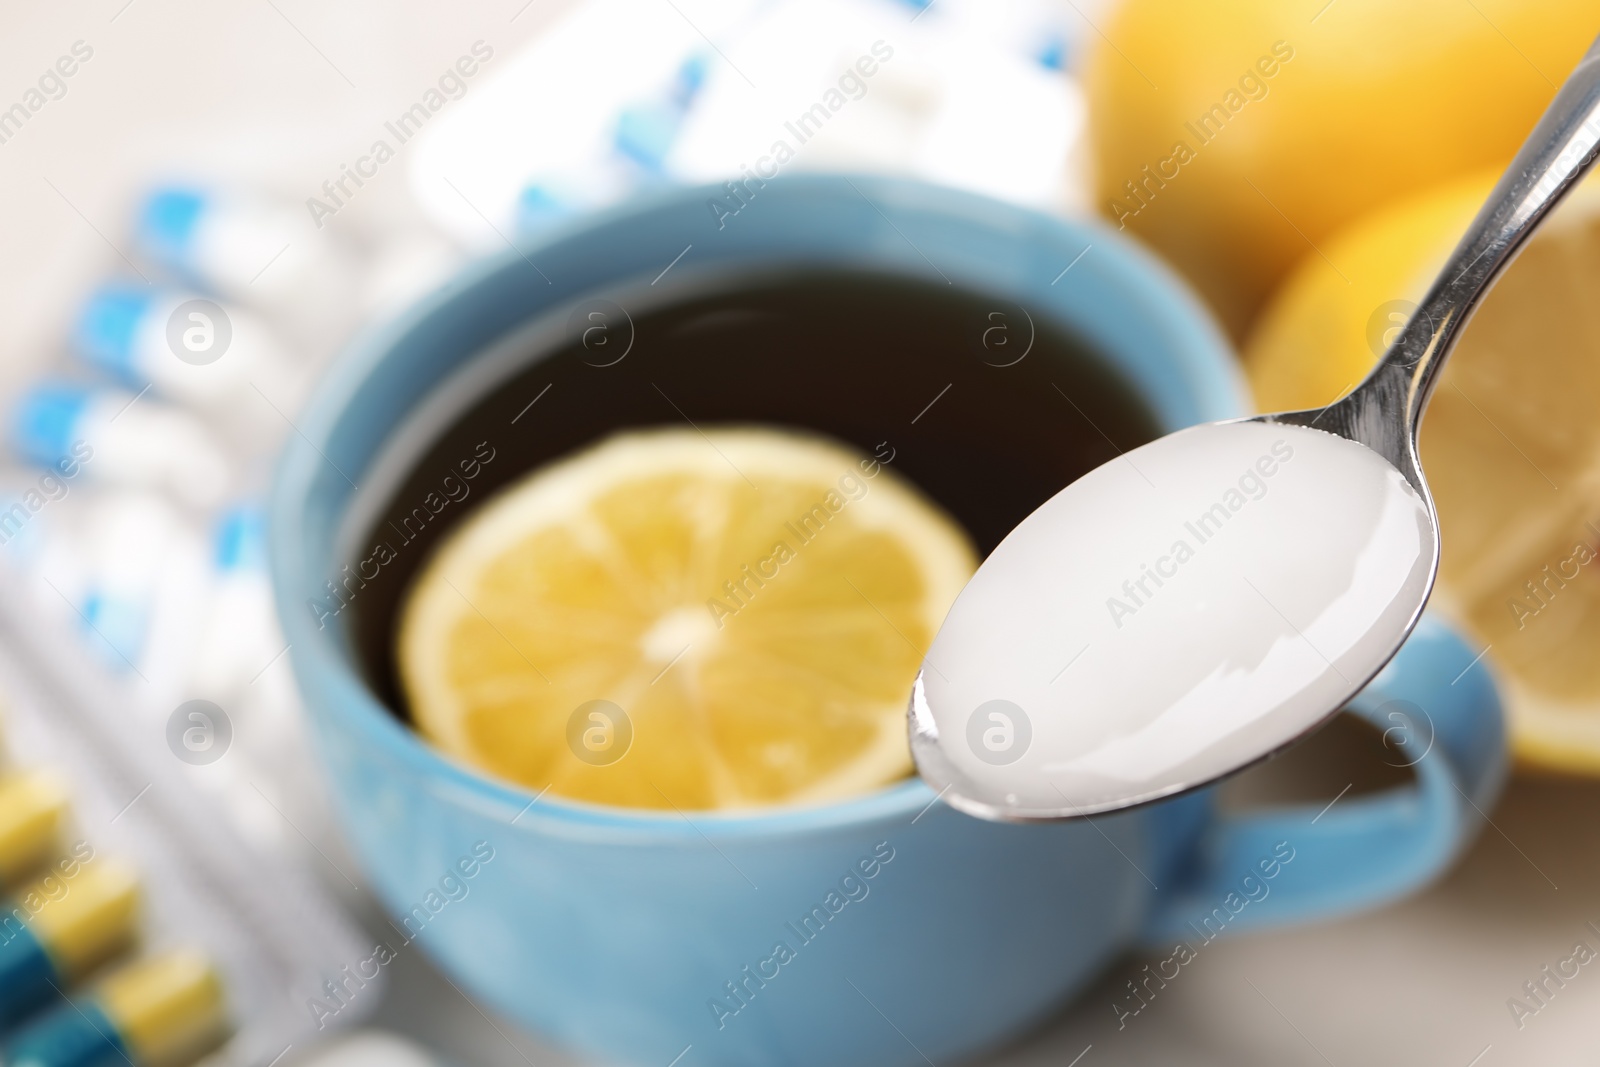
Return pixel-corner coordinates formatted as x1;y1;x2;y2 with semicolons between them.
1246;169;1600;773
398;427;977;811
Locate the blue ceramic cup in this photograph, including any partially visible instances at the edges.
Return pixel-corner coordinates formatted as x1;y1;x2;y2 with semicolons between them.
269;177;1505;1067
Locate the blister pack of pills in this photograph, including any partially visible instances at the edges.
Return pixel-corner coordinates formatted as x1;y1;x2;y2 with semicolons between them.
0;580;376;1067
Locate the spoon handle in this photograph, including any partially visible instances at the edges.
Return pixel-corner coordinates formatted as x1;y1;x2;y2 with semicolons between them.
1363;33;1600;445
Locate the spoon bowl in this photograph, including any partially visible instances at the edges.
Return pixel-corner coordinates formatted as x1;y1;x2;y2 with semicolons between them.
911;417;1437;819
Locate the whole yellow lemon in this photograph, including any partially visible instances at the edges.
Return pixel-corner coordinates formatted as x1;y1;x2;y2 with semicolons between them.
1085;0;1597;338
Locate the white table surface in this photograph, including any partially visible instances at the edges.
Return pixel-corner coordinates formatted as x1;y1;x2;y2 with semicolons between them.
5;3;1597;1064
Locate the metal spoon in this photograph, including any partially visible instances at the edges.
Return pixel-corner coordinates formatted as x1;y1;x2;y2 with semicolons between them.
911;34;1600;821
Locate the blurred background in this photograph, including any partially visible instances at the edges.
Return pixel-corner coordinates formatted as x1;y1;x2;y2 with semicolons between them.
2;0;1600;1064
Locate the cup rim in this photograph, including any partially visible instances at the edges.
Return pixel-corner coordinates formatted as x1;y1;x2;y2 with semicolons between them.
269;174;1246;841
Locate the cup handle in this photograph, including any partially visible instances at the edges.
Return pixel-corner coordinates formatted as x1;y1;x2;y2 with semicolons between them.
1140;614;1506;945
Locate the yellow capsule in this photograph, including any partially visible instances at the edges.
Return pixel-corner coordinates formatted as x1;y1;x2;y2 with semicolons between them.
0;770;70;884
98;950;228;1067
25;858;141;979
0;856;139;1029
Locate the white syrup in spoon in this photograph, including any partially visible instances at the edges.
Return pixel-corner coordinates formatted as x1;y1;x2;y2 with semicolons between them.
910;420;1436;818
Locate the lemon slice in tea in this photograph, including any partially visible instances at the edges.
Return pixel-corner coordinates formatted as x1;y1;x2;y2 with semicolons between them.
398;426;977;811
